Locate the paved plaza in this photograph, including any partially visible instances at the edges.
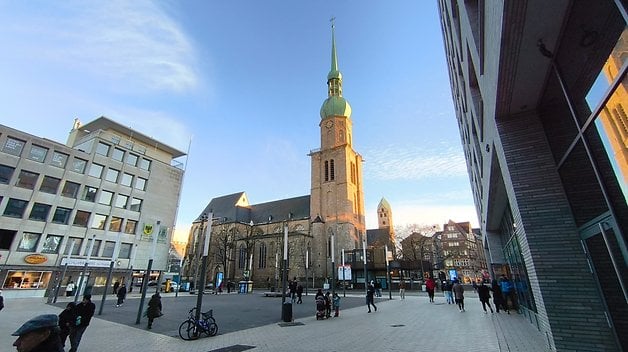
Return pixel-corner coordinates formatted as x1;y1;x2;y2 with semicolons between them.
2;290;550;351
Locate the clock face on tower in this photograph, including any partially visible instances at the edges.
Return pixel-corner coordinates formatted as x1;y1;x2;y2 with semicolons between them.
325;120;333;128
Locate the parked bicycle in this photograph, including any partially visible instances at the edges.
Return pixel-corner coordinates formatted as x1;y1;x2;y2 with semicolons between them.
178;307;218;340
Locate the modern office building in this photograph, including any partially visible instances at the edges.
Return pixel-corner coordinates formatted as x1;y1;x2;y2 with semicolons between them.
438;1;627;350
0;117;185;298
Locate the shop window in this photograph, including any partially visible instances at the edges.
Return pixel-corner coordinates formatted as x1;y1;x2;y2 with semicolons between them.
17;232;40;252
73;210;90;227
91;214;107;230
71;158;87;174
39;176;61;194
88;163;104;178
119;243;132;259
0;230;17;250
52;207;72;224
109;217;123;232
0;165;15;184
28;144;48;162
121;173;133;187
82;186;97;202
3;198;28;218
51;151;68;168
95;142;110;156
41;235;62;254
29;203;51;221
2;137;25;156
112;147;124;161
61;181;80;198
124;219;137;234
16;170;39;189
3;271;51;289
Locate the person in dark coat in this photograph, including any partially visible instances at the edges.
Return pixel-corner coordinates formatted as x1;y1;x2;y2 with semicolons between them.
69;294;95;352
296;284;303;304
116;283;127;307
112;281;120;295
366;282;377;313
13;314;64;352
491;279;508;313
477;282;494;313
452;279;465;312
147;293;162;329
58;302;76;348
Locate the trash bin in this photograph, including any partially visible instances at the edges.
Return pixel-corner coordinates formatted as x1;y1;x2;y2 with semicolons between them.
239;281;247;294
282;302;292;322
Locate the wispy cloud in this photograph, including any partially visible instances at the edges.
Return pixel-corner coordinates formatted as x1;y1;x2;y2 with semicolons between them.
3;0;198;92
362;143;467;181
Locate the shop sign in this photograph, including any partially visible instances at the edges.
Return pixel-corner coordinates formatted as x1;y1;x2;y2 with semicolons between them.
60;257;112;268
24;254;48;264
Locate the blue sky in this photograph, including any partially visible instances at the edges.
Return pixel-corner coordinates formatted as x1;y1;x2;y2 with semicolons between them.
0;0;478;240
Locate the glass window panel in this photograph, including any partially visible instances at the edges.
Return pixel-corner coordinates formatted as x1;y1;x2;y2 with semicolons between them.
124;219;137;234
118;243;132;259
28;145;48;162
114;194;128;209
82;186;97;202
2;137;25;156
41;235;62;254
74;139;93;154
71;158;87;173
88;163;104;178
39;176;61;194
0;165;15;184
112;148;124;161
102;241;115;258
135;177;147;191
91;214;107;230
3;198;28;217
130;198;142;212
126;153;138;166
52;207;72;224
98;190;113;205
61;181;80;198
64;238;83;255
105;168;119;183
16;170;38;189
95;142;110;156
121;173;133;187
109;217;123;232
51;151;69;168
139;158;151;171
73;210;90;227
89;239;101;257
28;203;51;221
17;233;40;252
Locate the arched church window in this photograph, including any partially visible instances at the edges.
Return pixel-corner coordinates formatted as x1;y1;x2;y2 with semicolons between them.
258;243;267;269
330;159;335;180
238;244;246;269
324;160;329;182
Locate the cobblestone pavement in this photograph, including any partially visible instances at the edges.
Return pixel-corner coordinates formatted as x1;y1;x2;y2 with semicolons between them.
1;292;551;352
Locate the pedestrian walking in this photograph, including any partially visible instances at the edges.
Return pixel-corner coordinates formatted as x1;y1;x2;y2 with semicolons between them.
374;280;382;297
366;282;377;313
69;294;95;352
146;293;163;329
12;314;64;352
491;279;508;313
112;281;120;295
399;280;406;299
324;291;332;318
116;283;127;307
296;283;303;304
332;292;341;317
452;279;465;312
442;280;454;304
289;278;297;303
477;282;493;313
58;302;76;348
65;281;75;297
500;275;517;312
425;277;436;303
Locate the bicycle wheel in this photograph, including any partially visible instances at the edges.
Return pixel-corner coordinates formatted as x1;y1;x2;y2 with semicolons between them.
207;322;218;336
178;320;195;340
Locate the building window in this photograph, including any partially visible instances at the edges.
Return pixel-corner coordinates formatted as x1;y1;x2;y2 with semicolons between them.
102;241;116;258
71;158;87;173
61;181;80;198
258;243;267;269
114;194;128;209
41;235;63;254
126;153;138;166
39;176;61;194
27;144;48;162
121;173;133;187
95;142;110;156
139;158;151;171
130;198;142;212
17;233;40;252
52;207;72;224
87;239;101;257
3;198;28;218
82;186;98;202
330;159;335;180
91;214;107;230
2;137;25;156
88;163;104;178
105;168;119;183
118;243;132;259
29;203;51;221
238;245;246;269
0;230;16;250
124;219;137;234
73;210;90;227
64;238;83;255
0;165;15;184
51;151;69;168
112;147;124;161
109;217;123;232
98;190;113;205
324;161;329;182
135;177;147;191
16;170;39;189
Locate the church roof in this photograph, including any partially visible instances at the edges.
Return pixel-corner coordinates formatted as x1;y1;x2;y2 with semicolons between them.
198;193;310;225
367;228;392;247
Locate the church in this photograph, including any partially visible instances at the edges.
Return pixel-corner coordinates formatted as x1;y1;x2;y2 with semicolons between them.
182;24;394;291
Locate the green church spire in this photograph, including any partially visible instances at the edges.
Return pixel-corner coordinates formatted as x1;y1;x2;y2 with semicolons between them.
328;17;342;82
320;18;351;119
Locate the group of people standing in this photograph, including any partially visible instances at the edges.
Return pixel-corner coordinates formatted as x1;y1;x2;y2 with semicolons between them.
315;288;341;318
438;275;518;314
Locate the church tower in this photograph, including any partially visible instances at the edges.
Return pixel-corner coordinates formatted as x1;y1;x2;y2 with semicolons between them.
377;198;393;230
310;20;366;279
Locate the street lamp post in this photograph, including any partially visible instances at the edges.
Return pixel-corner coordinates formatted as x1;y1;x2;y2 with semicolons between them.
362;235;367;295
194;213;213;331
99;233;122;315
385;245;392;300
305;249;309;296
342;249;346;297
53;240;75;303
331;231;336;298
135;222;161;325
75;234;96;303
